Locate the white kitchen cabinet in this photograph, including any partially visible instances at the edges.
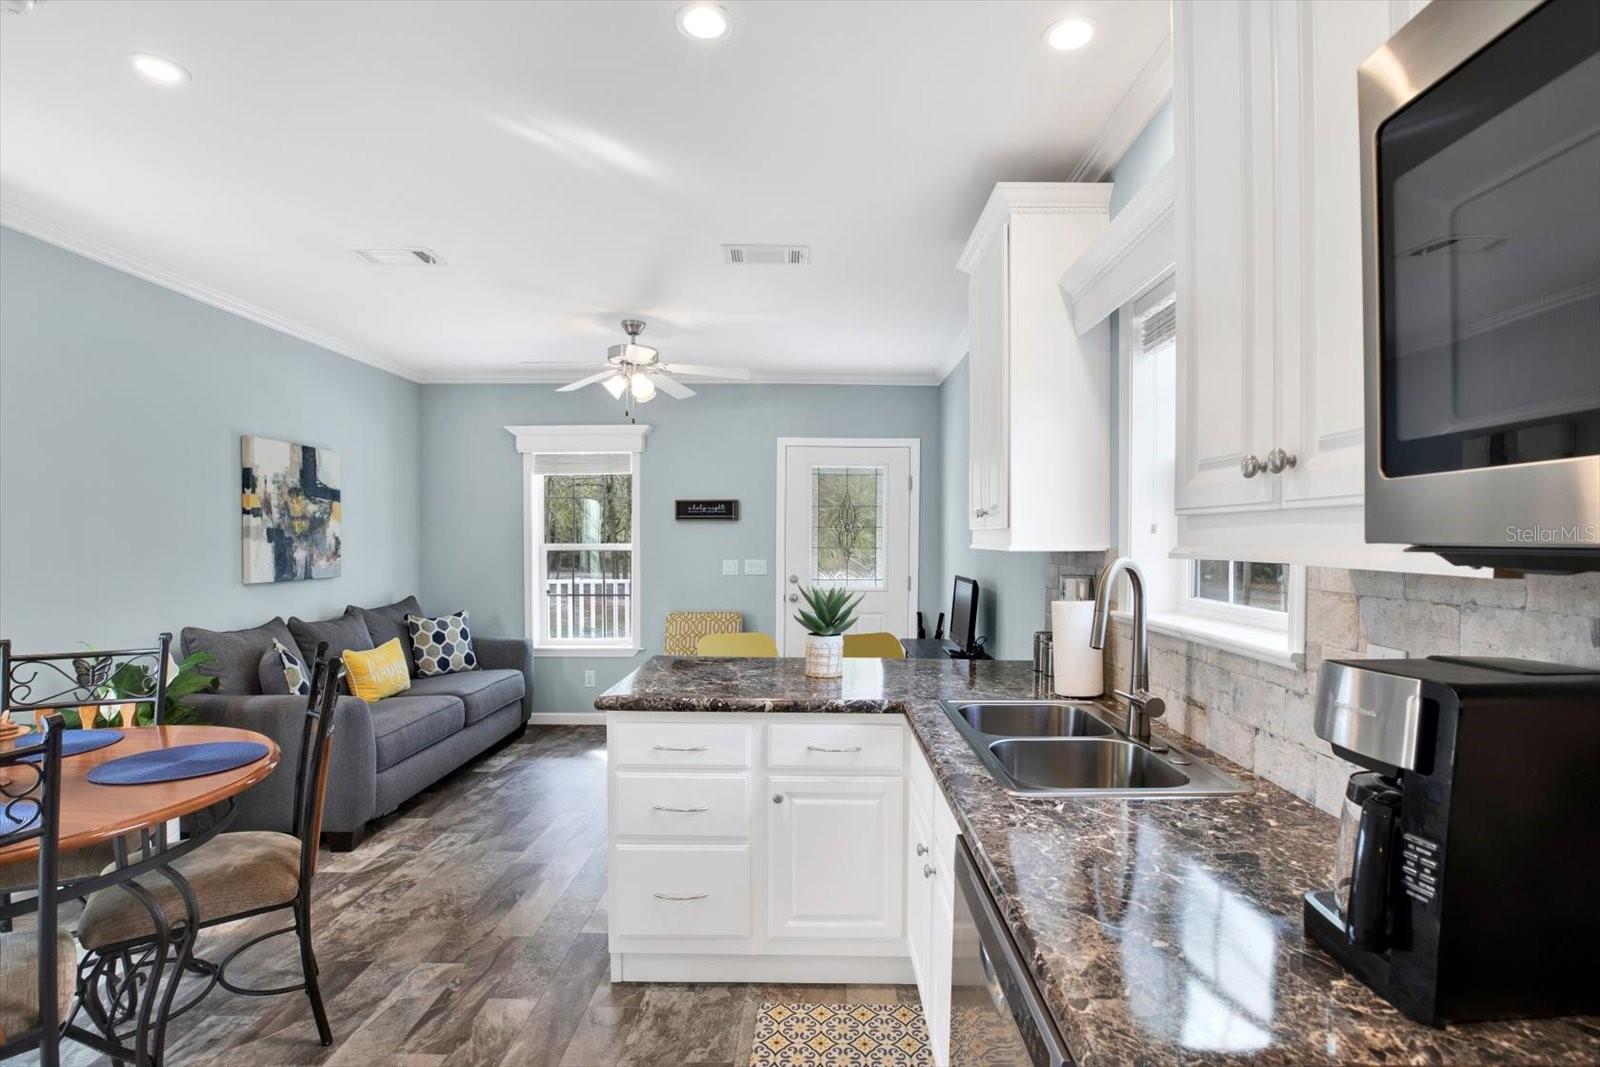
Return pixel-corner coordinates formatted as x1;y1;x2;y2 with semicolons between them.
1172;0;1473;571
607;711;915;983
768;774;904;943
959;183;1113;552
905;739;957;1064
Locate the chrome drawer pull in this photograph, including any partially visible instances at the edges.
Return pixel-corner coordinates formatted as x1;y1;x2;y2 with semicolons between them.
652;891;709;901
653;744;709;752
651;804;708;813
806;745;863;753
915;843;929;857
923;864;937;879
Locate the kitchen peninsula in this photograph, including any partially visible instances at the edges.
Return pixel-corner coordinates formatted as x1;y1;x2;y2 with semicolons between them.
597;655;1600;1066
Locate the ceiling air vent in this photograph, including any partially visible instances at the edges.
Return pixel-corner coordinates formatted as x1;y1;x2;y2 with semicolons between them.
352;247;444;266
723;244;809;266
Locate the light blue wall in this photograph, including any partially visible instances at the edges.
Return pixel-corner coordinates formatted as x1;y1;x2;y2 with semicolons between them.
1108;98;1174;218
0;227;423;649
418;382;943;713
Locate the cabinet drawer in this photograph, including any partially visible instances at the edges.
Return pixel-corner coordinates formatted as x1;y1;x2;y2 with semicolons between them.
907;733;937;820
610;722;751;768
768;722;903;772
611;845;750;938
613;773;749;839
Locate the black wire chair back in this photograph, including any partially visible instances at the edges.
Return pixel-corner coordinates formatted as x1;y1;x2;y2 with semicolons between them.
1;635;174;728
293;645;340;886
0;714;66;1066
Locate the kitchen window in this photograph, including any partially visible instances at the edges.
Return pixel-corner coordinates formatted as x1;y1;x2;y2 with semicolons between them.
1117;275;1305;666
508;424;650;657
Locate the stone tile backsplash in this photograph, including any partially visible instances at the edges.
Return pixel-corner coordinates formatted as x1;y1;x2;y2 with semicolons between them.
1069;562;1599;815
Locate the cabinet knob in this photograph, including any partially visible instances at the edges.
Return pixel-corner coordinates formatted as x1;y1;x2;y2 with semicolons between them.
974;506;988;518
923;864;937;879
1266;448;1298;474
915;843;929;857
772;794;784;804
1240;453;1263;479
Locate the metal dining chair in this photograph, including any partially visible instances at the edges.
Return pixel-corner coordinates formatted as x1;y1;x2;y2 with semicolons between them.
0;714;70;1067
0;637;172;899
73;648;341;1050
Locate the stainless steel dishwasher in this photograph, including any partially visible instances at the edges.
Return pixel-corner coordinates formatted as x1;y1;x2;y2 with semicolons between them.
951;837;1072;1066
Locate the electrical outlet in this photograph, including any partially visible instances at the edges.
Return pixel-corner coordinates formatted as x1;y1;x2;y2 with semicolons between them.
744;558;767;575
722;559;740;576
1365;642;1405;659
583;670;597;687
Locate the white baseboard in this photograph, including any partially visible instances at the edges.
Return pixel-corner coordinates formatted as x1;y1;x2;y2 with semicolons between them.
610;952;914;984
528;711;606;725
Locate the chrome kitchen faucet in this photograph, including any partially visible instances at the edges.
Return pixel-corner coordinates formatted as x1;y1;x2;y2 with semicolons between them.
1089;556;1167;751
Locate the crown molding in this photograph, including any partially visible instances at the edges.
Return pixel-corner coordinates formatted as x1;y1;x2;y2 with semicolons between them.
0;208;424;382
1058;159;1175;329
957;182;1114;273
1066;34;1174;183
422;366;945;387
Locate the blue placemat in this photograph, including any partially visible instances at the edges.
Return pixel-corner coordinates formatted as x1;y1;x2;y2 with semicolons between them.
16;728;124;762
86;741;269;786
0;799;41;835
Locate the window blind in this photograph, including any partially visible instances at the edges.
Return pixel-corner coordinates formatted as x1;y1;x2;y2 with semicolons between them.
1136;295;1177;353
533;452;631;476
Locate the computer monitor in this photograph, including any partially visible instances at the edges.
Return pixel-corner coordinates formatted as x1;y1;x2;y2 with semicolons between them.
947;576;979;656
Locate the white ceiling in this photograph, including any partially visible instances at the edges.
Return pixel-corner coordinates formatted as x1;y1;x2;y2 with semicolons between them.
0;0;1170;383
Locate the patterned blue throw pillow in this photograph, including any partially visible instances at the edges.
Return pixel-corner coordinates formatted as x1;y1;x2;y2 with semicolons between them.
274;639;312;697
406;610;478;677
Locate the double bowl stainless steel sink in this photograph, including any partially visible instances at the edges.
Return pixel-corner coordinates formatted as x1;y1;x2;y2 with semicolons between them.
942;699;1249;799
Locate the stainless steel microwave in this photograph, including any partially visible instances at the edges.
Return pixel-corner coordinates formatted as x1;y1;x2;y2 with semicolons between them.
1358;0;1600;572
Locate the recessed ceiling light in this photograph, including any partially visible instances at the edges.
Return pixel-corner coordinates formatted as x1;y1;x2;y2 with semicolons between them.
1044;18;1094;52
130;53;191;85
676;3;730;41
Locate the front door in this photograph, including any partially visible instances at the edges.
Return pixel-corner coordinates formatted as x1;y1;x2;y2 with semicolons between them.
778;440;916;656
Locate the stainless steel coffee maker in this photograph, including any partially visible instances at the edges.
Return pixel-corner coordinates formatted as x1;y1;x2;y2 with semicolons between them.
1306;656;1600;1025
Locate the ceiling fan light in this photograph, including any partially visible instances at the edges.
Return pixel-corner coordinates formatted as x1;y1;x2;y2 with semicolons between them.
601;373;628;399
629;374;657;403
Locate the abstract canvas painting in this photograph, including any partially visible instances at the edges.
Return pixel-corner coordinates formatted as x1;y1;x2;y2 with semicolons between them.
241;435;342;584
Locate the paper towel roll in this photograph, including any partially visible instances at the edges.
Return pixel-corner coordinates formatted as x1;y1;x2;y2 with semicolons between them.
1051;599;1103;698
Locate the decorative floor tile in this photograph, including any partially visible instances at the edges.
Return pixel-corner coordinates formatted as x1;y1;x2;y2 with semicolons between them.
748;1001;931;1066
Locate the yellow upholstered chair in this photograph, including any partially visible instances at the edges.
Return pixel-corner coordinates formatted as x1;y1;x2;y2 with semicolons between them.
697;632;779;657
843;632;906;659
663;611;743;656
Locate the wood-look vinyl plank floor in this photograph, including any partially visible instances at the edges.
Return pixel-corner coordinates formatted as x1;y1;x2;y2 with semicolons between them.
36;726;918;1067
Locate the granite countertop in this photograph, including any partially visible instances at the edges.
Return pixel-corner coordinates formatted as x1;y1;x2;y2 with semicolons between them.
597;656;1600;1065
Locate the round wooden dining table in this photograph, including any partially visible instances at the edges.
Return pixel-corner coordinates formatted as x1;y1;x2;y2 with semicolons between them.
0;723;279;1066
0;724;279;868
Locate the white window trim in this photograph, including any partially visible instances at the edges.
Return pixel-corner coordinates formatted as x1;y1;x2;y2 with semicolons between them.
1113;283;1308;670
508;424;650;658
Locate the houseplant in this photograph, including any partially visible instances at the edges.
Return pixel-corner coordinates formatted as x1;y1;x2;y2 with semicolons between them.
793;585;862;679
67;651;218;728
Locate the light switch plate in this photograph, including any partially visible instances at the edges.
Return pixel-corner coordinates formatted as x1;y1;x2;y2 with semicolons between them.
722;559;740;576
1365;642;1405;659
583;670;597;687
743;559;767;575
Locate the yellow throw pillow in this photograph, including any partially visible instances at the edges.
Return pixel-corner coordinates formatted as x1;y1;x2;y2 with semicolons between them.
343;638;412;702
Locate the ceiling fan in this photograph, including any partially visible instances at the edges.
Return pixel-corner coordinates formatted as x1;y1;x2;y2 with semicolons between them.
556;319;751;404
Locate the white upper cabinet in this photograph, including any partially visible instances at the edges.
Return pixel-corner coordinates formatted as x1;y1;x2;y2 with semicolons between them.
959;183;1113;552
1173;0;1279;513
1172;0;1467;570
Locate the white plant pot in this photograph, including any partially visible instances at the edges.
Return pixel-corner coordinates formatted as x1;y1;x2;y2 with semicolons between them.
803;634;844;678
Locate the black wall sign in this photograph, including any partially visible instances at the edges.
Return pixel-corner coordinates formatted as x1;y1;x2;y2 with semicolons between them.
676;499;740;521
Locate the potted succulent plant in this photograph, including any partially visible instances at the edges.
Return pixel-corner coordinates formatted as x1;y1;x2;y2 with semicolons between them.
793;585;862;679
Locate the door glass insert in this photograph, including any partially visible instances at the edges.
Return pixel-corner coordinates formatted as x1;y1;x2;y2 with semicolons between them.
810;466;886;589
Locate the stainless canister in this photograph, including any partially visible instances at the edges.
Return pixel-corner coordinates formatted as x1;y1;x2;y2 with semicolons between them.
1033;630;1054;677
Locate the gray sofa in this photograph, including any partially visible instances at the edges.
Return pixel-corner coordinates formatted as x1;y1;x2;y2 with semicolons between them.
180;596;532;850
